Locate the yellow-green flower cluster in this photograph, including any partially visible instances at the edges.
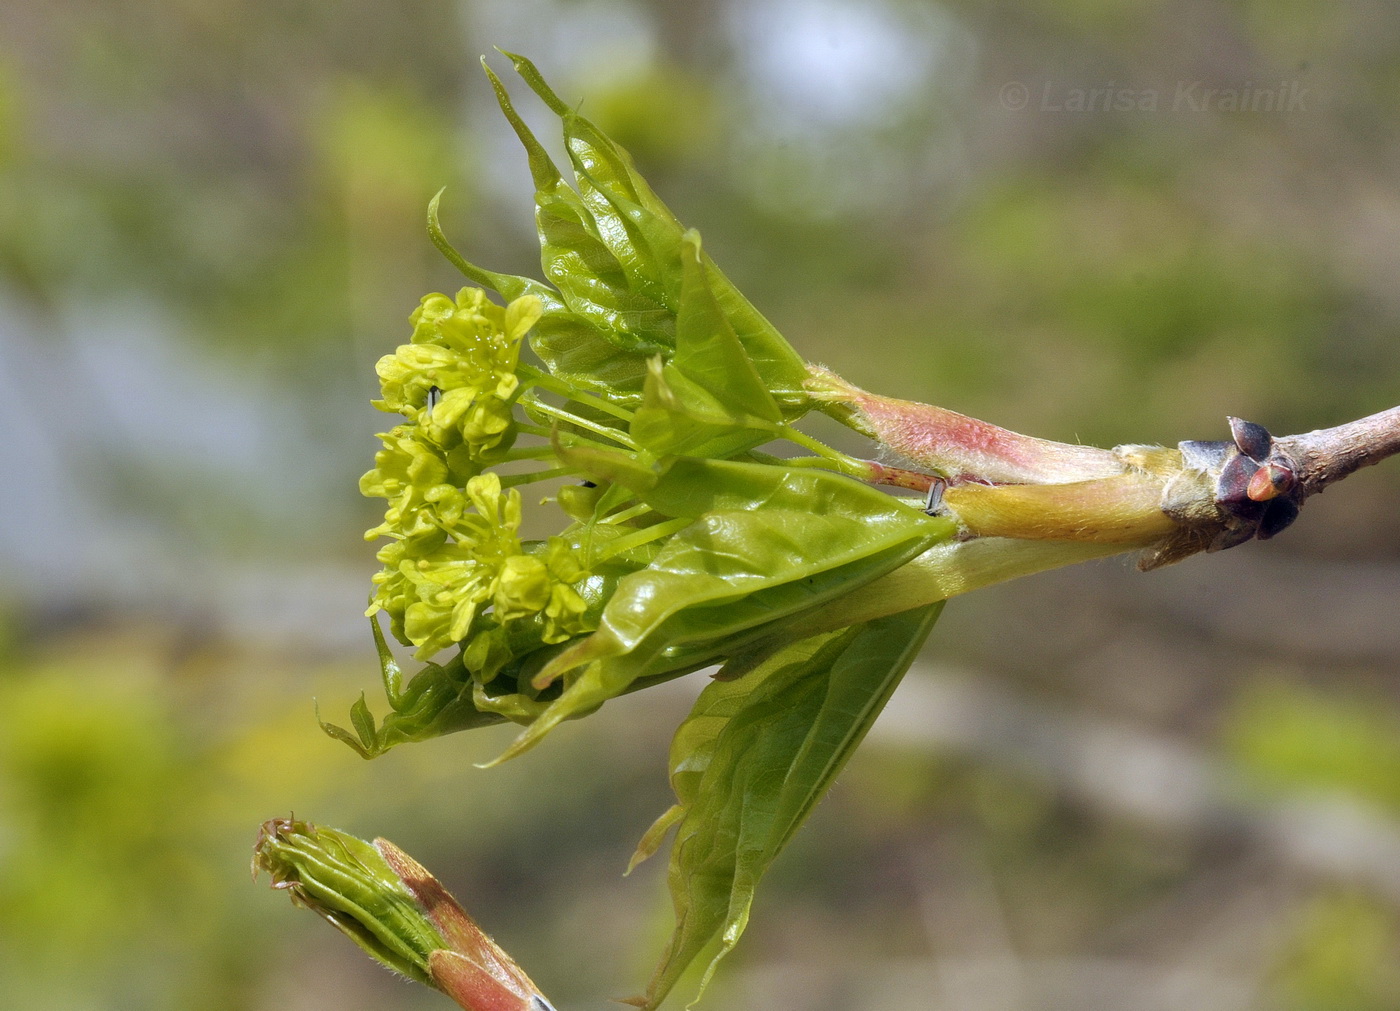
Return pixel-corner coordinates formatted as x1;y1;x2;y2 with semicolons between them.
494;537;590;641
361;288;590;659
368;473;512;656
376;287;542;451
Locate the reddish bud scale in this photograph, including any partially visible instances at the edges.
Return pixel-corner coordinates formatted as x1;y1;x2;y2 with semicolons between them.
1209;418;1305;544
807;365;1126;486
375;838;553;1011
1246;461;1295;502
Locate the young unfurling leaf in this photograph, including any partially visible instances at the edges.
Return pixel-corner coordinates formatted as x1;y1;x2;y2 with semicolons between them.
490;460;954;762
498;50;811;408
630;605;944;1009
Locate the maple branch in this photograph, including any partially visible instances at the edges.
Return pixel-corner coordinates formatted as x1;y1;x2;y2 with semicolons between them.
1276;406;1400;499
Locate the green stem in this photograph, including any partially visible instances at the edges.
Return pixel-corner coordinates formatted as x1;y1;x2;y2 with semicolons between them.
494;445;562;463
522;397;639;449
426;190;490;288
776;425;877;479
747;451;864;476
593;516;692;562
507;427;633;458
498;466;578;488
786;537;1133;638
600;501;656;525
518;365;637;423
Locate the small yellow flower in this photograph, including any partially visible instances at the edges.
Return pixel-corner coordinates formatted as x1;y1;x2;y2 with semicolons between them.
421;385;518;453
359;427;457;541
378;289;540;413
538;538;590;643
384;474;525;657
365;537;439;643
402;544;498;657
494;555;552;622
454;472;524;548
367;474;593;659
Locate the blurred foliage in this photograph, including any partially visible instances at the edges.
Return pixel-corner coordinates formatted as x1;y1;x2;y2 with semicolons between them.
1224;680;1400;810
0;620;682;1008
0;632;319;1008
1273;892;1400;1011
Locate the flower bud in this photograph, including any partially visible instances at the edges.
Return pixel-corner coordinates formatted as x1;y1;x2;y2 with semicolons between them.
254;818;554;1011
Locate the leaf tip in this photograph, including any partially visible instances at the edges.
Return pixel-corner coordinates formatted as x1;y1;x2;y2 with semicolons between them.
500;49;572;116
477;731;537;769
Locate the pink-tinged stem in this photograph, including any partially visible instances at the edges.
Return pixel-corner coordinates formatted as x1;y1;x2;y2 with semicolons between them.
867;461;939;492
807;365;1125;485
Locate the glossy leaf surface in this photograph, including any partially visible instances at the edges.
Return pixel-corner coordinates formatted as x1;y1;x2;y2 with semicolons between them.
495;53;810;410
636;604;944;1008
493;461;954;759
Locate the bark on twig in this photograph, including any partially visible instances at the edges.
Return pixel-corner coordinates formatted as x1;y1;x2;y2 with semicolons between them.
1275;406;1400;499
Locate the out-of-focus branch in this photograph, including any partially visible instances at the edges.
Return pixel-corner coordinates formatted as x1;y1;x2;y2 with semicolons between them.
1276;406;1400;498
873;668;1400;903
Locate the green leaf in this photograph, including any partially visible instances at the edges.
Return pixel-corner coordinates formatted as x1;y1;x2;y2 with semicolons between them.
320;649;503;758
490;461;954;761
433;57;811;414
529;311;651;400
430;187;654;405
426;190;558;307
485;60;673;353
638;604;944;1009
668;231;780;423
629;359;775;461
498;52;810;410
502;50;684;299
554;439;663;494
640;456;928;523
622;229;786;459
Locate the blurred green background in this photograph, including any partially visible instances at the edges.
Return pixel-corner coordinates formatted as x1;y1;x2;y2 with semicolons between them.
4;1;1400;1008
